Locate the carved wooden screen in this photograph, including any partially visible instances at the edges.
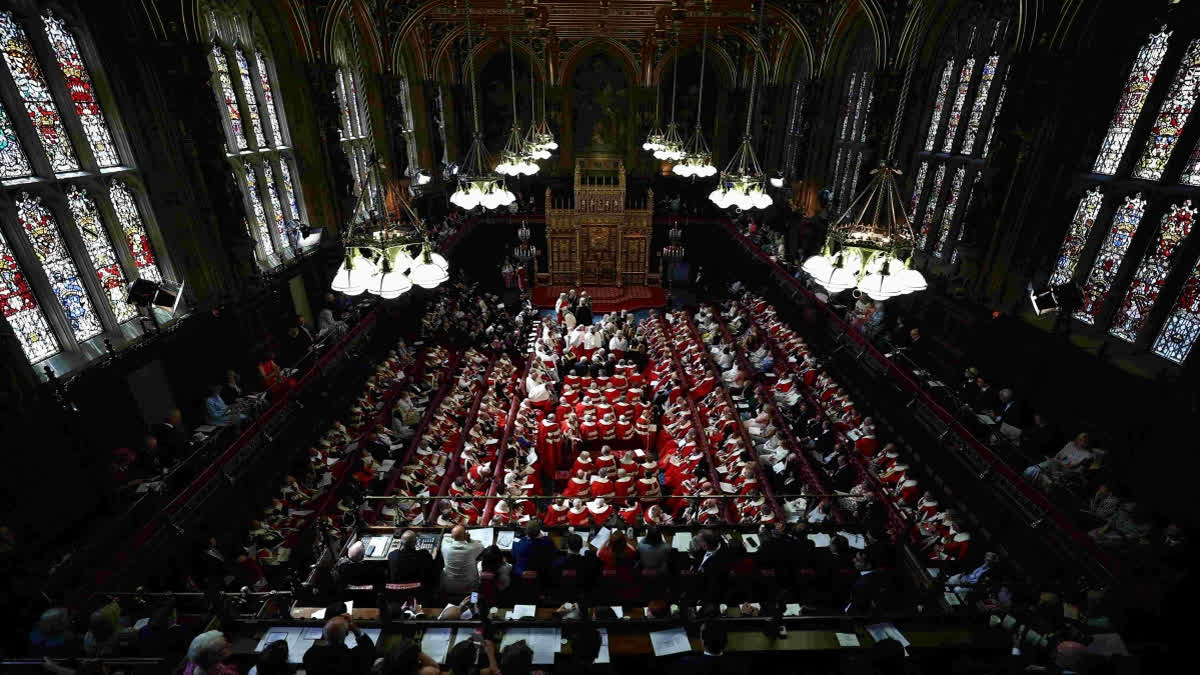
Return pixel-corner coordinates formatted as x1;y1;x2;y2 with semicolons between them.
622;236;648;286
550;236;576;284
580;224;617;285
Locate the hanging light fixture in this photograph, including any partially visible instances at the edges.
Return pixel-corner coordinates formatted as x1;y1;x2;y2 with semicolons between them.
643;73;665;152
674;14;716;179
708;2;769;210
332;163;449;298
802;47;927;300
654;40;685;162
524;36;557;159
451;0;516;210
802;163;921;300
496;30;538;177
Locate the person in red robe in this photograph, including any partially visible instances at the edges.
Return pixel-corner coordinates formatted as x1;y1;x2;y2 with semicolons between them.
566;499;590;526
544;499;570;526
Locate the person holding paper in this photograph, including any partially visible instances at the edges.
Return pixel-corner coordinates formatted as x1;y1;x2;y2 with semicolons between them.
302;616;375;675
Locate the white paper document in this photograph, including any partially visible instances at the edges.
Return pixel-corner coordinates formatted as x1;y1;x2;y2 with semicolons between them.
672;531;693;551
836;632;861;647
838;531;867;550
421;628;453;664
344;627;379;651
595;629;611;664
496;530;516;550
783;603;802;617
508;604;538;620
468;528;495;547
502;627;561;664
807;533;831;548
590;527;612;550
649;627;692;657
866;623;910;647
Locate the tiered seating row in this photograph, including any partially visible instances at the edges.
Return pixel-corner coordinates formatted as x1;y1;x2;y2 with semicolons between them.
680;310;785;523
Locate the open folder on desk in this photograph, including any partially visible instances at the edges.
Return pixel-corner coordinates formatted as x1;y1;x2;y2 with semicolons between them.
649;627;692;657
468;528;495;548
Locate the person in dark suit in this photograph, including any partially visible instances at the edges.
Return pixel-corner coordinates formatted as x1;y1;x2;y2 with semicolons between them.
846;551;886;614
512;520;557;577
302;616;375;675
994;389;1023;428
152;409;190;463
553;533;600;589
829;453;857;492
671;623;747;675
387;530;435;586
690;530;732;605
279;323;313;367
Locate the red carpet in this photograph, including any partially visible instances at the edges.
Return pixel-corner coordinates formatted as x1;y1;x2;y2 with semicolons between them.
532;285;667;313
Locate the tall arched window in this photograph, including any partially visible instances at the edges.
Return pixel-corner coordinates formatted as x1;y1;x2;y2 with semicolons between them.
1045;26;1200;365
829;70;873;215
333;24;378;222
909;20;1011;264
0;6;172;367
204;7;308;270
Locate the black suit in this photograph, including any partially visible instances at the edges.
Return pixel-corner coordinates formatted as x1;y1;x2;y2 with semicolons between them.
693;545;733;602
387;548;434;586
555;551;601;588
995;400;1023;428
152;422;189;463
302;635;376;675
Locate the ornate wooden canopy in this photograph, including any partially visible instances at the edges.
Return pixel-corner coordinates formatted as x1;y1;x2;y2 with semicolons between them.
544;156;652;287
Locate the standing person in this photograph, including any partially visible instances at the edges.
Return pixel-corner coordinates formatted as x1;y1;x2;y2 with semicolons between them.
512;520;557;577
388;530;435;586
440;525;484;595
636;526;672;574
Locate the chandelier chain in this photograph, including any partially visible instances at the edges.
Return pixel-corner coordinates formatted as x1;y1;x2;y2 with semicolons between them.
697;17;708;128
888;52;917;160
465;0;480;135
669;39;679;125
508;28;518;120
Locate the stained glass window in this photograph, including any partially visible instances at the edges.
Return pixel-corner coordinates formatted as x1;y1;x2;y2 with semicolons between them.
42;12;120;168
1048;187;1105;286
0;230;58;361
109;181;161;283
962;55;999;154
924;60;955;151
1132;39;1200;181
1153;256;1200;363
211;44;247;150
1093;30;1171;174
65;186;136;323
347;70;364;138
255;51;283;146
850;75;870;144
951;173;983;264
0;11;78;172
941;58;976;153
832;149;845;206
279;159;300;220
1074;193;1147;324
1181;138;1200;185
934;167;967;258
860;89;874;143
849;151;864;203
233;48;266;147
243;166;273;254
1109;201;1195;342
0;99;31;178
839;73;857;142
262;161;286;243
910;161;929;214
14;193;101;341
917;164;946;249
982;82;1007;157
336;69;352;140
